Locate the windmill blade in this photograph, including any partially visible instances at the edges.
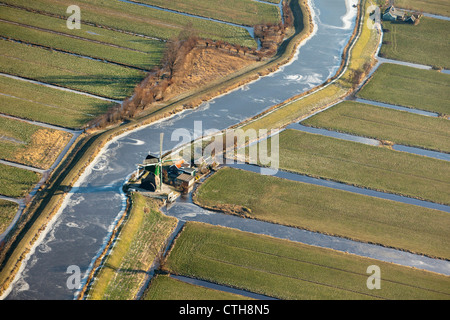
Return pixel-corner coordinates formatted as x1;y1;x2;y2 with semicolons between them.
160;132;164;159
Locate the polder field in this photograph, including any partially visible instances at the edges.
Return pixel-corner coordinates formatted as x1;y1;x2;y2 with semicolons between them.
84;0;450;302
302;100;450;153
0;0;277;237
379;17;450;69
158;222;450;300
194;167;450;260
1;0;449;303
252;129;450;205
395;0;450;17
357;63;450;115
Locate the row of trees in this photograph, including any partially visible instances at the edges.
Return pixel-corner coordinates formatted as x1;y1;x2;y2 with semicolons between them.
91;28;199;129
90;2;295;129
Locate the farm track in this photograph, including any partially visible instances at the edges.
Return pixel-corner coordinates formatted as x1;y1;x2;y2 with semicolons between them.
0;37;151;72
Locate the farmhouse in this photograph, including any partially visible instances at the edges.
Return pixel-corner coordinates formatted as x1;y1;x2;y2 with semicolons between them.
382;6;405;21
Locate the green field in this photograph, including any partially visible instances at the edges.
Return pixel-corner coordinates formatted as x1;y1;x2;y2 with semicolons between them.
195;167;450;259
2;0;256;48
0;200;19;235
0;6;166;54
164;222;450;300
0;163;40;198
0;76;114;128
144;274;251;300
88;193;178;300
380;18;450;69
302;101;450;153
0;21;159;71
258;129;450;205
0;40;146;100
357;64;450;115
395;0;450;17
139;0;281;26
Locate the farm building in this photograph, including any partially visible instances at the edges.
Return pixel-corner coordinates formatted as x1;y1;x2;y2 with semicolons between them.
382;6;405;21
175;173;195;193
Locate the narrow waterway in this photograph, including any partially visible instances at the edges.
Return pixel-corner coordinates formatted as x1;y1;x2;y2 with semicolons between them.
161;193;450;276
2;0;386;300
288;123;450;162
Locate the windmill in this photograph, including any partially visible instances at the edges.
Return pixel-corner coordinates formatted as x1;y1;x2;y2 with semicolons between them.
137;133;182;192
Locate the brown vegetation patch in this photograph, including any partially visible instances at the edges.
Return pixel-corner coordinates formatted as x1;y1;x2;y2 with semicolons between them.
12;129;72;169
164;46;257;99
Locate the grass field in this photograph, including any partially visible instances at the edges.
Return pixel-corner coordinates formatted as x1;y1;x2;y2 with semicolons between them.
0;163;40;198
164;222;450;300
0;200;19;235
357;63;450;115
0;76;114;129
87;193;178;300
0;6;166;54
0;21;159;71
143;274;251;300
139;0;281;26
302;101;450;153
380;18;450;69
2;0;256;48
195;167;450;259
395;0;450;17
0;40;146;100
0;117;72;169
259;129;450;205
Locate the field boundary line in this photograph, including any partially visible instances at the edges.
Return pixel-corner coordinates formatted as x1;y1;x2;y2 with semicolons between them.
0;73;122;104
0;159;46;174
0;113;82;133
0;18;150;54
0;37;151;72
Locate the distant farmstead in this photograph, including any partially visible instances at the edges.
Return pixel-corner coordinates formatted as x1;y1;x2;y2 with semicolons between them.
382;6;405;21
382;6;422;24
